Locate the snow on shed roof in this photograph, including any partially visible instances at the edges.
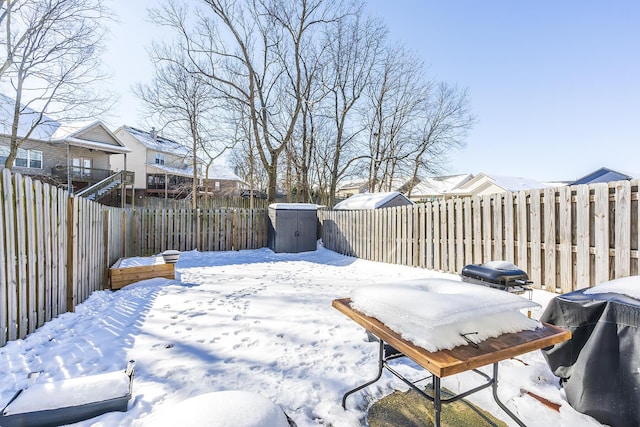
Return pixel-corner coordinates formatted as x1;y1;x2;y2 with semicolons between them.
333;191;414;210
269;203;318;210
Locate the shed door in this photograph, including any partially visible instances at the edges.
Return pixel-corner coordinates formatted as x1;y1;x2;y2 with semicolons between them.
296;211;317;252
275;209;299;253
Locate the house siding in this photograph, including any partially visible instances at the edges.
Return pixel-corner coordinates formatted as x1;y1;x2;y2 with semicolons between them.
80;126;121;146
202;178;242;196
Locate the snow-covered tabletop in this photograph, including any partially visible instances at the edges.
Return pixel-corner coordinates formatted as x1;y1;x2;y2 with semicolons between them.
350;278;540;352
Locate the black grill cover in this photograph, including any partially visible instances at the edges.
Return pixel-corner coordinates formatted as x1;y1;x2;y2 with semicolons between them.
540;290;640;427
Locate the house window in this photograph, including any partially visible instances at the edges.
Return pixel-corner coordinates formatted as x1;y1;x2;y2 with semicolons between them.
155;153;165;165
29;150;42;169
72;158;92;177
15;148;28;167
215;181;220;191
0;146;8;165
0;146;42;169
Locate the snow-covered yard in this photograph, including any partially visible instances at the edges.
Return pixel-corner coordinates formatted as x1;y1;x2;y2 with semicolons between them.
0;246;604;426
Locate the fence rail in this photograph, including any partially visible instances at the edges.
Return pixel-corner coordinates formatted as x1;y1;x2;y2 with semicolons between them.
0;170;269;346
320;180;640;292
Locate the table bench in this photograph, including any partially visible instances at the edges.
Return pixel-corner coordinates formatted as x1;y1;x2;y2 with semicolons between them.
333;298;571;427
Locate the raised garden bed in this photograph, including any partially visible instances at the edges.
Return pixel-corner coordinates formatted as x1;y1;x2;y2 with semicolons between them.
109;255;176;290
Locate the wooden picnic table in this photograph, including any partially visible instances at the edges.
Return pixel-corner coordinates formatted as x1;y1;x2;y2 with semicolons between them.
333;297;571;427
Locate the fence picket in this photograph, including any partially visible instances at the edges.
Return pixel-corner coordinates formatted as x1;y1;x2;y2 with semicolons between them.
4;170;18;341
594;184;610;284
543;188;557;292
0;171;7;346
503;192;514;263
614;181;631;277
558;186;573;293
492;195;503;261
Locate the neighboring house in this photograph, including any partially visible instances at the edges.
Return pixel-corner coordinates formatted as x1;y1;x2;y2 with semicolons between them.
0;94;130;192
407;174;474;202
333;191;415;210
335;179;369;198
112;126;198;199
336;176;414;199
445;173;550;197
571;167;640;185
202;164;247;197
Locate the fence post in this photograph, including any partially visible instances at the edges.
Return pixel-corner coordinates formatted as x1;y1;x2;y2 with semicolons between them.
103;209;110;289
66;196;78;312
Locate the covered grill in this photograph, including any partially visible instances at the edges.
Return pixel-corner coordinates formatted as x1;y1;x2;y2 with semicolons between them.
461;261;532;295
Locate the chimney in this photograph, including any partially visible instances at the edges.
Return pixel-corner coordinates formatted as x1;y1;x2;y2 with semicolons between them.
150;127;157;139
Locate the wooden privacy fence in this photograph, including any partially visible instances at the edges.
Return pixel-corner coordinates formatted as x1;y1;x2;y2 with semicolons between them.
320;180;640;293
107;207;269;257
0;170;269;346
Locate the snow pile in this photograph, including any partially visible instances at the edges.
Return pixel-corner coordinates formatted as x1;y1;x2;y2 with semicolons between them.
150;390;290;427
0;247;605;427
350;279;540;351
333;192;413;210
483;260;519;270
118;255;164;268
584;275;640;300
3;370;130;415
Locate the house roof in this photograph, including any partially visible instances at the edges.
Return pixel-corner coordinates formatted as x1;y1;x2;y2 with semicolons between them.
571;167;640;185
146;162;196;178
447;173;550;196
334;191;414;210
119;125;191;157
489;174;551;192
205;164;245;182
337;179;369;192
411;174;474;196
0;94;129;154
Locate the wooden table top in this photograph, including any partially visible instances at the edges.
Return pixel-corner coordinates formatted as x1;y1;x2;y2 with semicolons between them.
333;298;571;378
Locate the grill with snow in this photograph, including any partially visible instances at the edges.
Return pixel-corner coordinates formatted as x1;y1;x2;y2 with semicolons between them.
350;279;540;352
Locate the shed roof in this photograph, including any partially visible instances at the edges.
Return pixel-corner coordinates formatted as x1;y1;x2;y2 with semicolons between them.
269;203;318;210
333;191;414;210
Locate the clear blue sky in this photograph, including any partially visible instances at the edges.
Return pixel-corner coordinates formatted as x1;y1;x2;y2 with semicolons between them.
105;0;640;182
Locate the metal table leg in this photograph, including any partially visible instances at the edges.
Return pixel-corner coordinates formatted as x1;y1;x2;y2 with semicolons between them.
491;363;526;427
342;340;385;409
343;342;527;427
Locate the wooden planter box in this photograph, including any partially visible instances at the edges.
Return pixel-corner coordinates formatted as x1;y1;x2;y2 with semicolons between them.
109;257;175;290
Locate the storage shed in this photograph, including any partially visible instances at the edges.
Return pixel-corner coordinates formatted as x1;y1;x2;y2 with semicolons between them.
268;203;318;253
333;191;414;210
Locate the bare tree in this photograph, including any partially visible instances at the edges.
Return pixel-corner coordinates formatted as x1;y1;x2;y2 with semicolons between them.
1;0;112;169
404;83;475;197
363;44;428;193
320;11;385;206
134;48;225;209
0;0;40;76
150;0;347;202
